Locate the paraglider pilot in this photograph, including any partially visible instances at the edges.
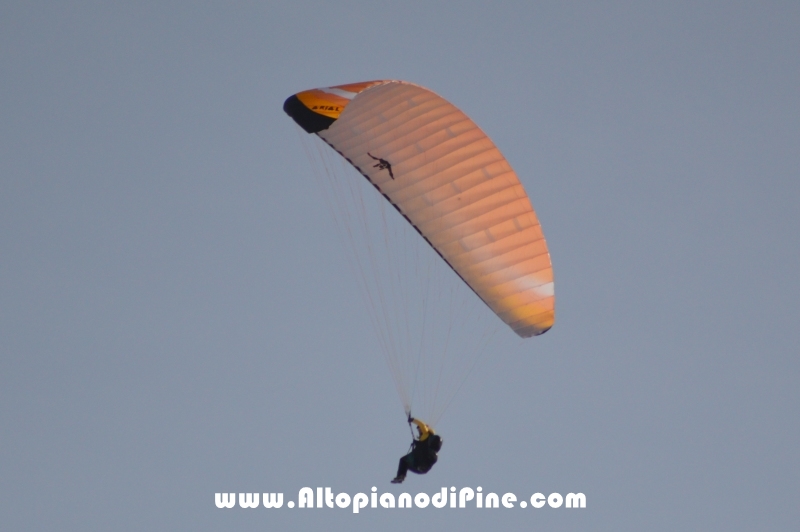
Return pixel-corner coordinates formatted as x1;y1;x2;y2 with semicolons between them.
391;416;442;484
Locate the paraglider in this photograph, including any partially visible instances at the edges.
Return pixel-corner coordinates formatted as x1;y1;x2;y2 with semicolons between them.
284;80;554;481
391;416;442;484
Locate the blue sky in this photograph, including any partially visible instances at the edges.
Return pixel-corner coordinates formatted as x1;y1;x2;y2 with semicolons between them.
2;2;799;530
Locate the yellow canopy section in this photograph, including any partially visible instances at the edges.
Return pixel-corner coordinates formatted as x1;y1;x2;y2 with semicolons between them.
284;80;554;337
295;81;385;120
284;81;386;129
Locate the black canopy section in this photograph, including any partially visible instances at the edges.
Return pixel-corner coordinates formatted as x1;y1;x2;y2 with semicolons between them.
283;95;336;134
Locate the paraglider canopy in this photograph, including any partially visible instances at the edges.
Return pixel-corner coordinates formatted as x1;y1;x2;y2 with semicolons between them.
284;80;555;337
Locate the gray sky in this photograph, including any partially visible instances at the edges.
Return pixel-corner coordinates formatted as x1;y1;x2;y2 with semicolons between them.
2;1;798;530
